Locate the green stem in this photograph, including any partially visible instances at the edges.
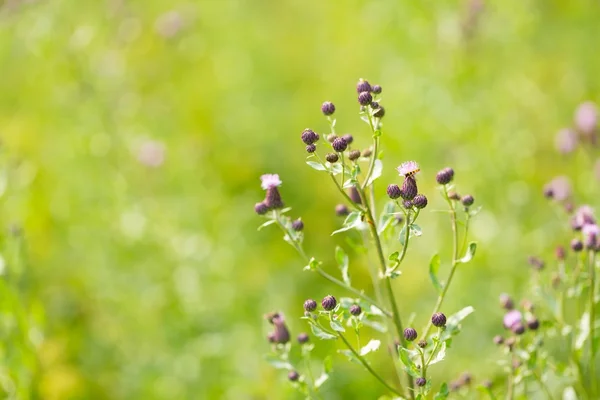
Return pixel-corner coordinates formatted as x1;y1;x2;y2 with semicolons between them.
337;332;402;397
589;250;596;395
506;356;515;400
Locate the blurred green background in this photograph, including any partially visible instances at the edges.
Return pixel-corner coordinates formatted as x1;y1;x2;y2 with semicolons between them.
0;0;599;398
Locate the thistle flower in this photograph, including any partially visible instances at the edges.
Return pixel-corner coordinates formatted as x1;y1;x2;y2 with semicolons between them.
436;167;454;185
403;327;418;341
288;371;300;381
321;295;337;311
272;314;291;344
321;101;335;116
432;312;447;327
482;380;493;389
297;332;309;344
499;293;514;310
261;174;284;209
341;134;354;145
459;373;473;386
301;129;319;145
493;335;504;345
503;310;522;330
332;137;348;153
304;299;317;312
397;161;420;177
555;128;578;154
403;200;413;209
571;238;584;252
335;204;349;216
521;299;534;312
255;202;269;215
416;377;427;387
572;205;596;229
511;323;525;335
358;91;372;106
370;101;380;109
574;101;598;136
350;304;362;316
400;176;418;200
292;219;304;231
356;79;371;94
267;332;276;343
373;106;385;118
412;194;428;209
582;223;600;249
371;84;382;94
348;150;361;161
306;144;316;153
326;153;339;163
555;246;566;260
543;176;571;202
461;195;474;207
348;186;362;204
526;317;540;330
417;340;427;348
387;184;402;199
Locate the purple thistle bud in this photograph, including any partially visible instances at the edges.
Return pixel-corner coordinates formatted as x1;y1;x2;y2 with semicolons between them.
341;134;354;144
583;223;600;249
350;304;362;316
265;187;284;210
373;106;385;118
371;84;382;94
417;339;427;348
493;335;504;345
573;205;596;229
361;148;372;157
321;101;335;116
527;256;545;271
511;322;525;335
348;150;361;161
327;133;338;143
370;101;380;109
297;332;310;344
436;167;454;185
416;377;427;387
387;184;402;199
358;91;372;106
460;373;473;385
571;238;584;252
306;144;316;153
499;293;514;310
321;295;337;311
267;332;276;343
400;176;418;200
335;204;349;217
356;79;371;94
326;153;339;163
288;370;299;381
526;317;539;330
448;191;461;201
304;299;317;312
555;128;578;154
461;195;474;207
403;327;418;341
403;200;413;209
348;186;362;204
255;202;269;215
555;246;566;260
292;219;304;231
413;194;428;209
574;101;598;136
503;310;522;330
543;185;554;199
301;129;319;145
432;312;447;327
265;312;280;324
272;314;291;344
332;137;348;153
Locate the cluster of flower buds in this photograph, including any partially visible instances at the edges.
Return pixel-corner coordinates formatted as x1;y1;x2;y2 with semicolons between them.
255;174;284;214
495;294;540;343
387;161;429;209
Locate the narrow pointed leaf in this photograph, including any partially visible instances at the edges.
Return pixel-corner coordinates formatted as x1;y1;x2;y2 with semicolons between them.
429;254;443;293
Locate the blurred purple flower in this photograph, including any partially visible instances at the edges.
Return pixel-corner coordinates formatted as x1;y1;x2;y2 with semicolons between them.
137;140;165;167
555;128;578;154
582;223;600;249
572;205;596;230
396;161;420;177
543;176;571;202
260;174;282;190
574;101;598;136
503;310;523;330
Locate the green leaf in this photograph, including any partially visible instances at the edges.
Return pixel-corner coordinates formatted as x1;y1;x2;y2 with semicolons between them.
398;348;420;377
335;246;351;285
468;206;482;217
306;160;326;171
409;224;422;237
459;242;477;263
314;372;329;388
332;211;363;235
576;312;589;349
434;383;449;400
310;324;337;340
329;320;345;332
441;306;475;340
343;178;356;189
428;341;446;366
388;251;399;261
323;355;333;373
429;254;443;293
264;354;293;370
365;159;383;187
331;163;343;175
257;219;276;231
362;319;387;333
360;339;381;356
377;201;397;235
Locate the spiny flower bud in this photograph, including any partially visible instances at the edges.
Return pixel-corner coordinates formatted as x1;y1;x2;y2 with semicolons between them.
416;377;426;387
350;304;362;316
436;167;454;185
348;150;361;161
432;312;447;327
321;295;337;311
306;144;316;153
297;332;310;344
417;340;427;348
358;91;373;106
292;219;304;231
326;153;339;163
321;101;335;116
341;134;354;145
511;322;525;335
499;293;514;310
371;84;382;94
272;314;290;344
304;299;317;312
255;202;269;215
373;106;385;118
571;238;584;252
461;195;474;207
332;137;348;152
265;187;284;209
356;79;371;94
403;200;413;209
335;204;349;216
448;191;460;200
403;327;418;341
370;101;380;109
400;176;418;200
301;129;319;145
413;194;428;209
526;317;540;330
349;186;362;204
267;332;276;343
327;133;338;143
288;371;299;381
387;184;402;199
493;335;504;345
362;148;372;157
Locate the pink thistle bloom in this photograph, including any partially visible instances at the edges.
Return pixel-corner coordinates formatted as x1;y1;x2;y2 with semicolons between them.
575;101;598;135
503;310;523;330
260;174;282;190
396;161;420;177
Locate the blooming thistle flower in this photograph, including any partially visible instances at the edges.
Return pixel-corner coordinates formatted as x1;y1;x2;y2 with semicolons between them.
350;304;362;316
297;332;309;344
321;101;335;116
255;202;269;215
371;84;382;94
326;153;339;163
356;79;371;93
572;205;596;230
432;312;447;327
292;219;304;231
332;137;348;153
348;149;361;161
358;91;372;106
543;176;572;202
403;327;418;341
401;176;418;200
261;174;284;210
387;184;402;199
348;186;362;204
341;134;354;145
582;223;600;249
412;194;428;209
574;101;598;136
335;204;349;216
303;299;317;312
555;128;578;154
397;161;421;177
436;167;454;185
267;332;276;343
503;309;522;330
306;144;316;153
301;129;319;145
321;295;337;311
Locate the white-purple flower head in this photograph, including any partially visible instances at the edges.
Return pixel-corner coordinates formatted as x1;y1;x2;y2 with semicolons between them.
555;128;578;155
503;310;522;330
543;176;571;202
261;174;282;190
574;205;596;227
397;161;420;177
574;101;598;135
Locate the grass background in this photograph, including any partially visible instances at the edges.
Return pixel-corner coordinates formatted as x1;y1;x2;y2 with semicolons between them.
0;0;599;398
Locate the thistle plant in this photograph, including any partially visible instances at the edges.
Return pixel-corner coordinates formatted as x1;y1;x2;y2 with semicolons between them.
256;79;479;399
